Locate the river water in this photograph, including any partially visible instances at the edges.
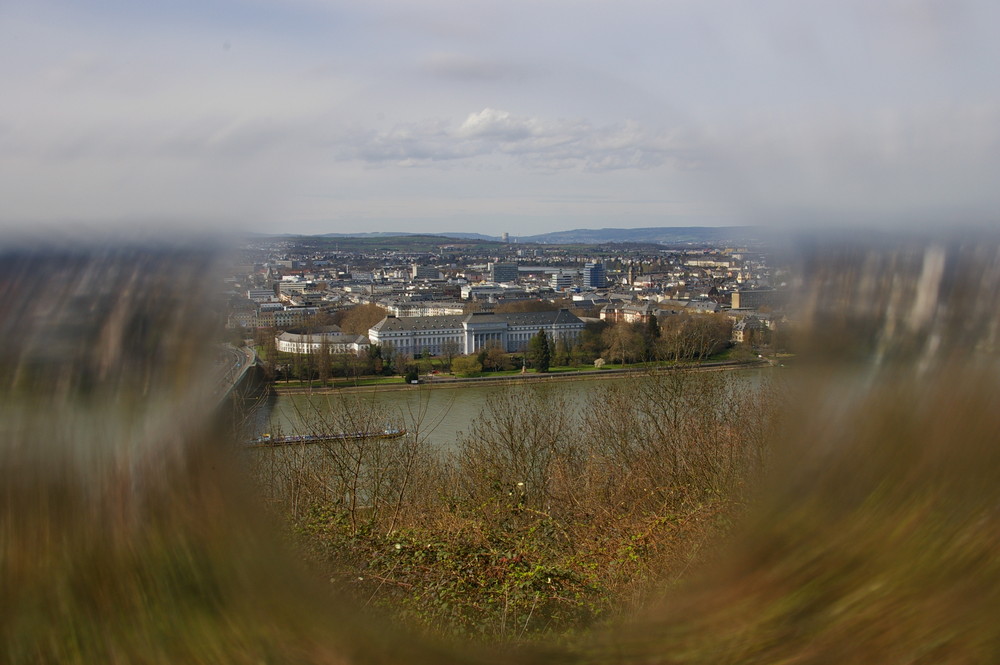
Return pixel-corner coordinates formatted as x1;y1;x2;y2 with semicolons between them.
253;369;772;452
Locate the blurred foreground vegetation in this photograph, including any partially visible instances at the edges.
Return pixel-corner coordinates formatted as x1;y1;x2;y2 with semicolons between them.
7;239;1000;664
249;371;775;643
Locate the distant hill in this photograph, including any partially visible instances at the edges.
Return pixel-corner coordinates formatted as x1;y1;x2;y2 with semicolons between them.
257;226;769;246
316;231;499;241
316;232;421;238
517;226;766;245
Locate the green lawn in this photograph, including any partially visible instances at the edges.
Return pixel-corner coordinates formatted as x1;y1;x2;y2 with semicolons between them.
276;376;406;389
263;347;757;389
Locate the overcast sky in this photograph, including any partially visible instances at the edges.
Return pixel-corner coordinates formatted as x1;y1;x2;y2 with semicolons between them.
2;0;998;237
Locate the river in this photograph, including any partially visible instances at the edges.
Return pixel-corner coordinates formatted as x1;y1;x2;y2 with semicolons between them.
250;368;773;452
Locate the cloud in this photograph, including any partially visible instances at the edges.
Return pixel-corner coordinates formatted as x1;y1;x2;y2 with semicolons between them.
419;53;531;82
340;108;686;172
4;0;1000;233
694;103;1000;227
458;108;537;140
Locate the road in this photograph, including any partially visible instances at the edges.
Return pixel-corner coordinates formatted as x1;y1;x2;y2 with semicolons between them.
214;344;257;399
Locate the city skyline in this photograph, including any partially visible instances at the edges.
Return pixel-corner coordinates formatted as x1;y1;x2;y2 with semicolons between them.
3;1;999;236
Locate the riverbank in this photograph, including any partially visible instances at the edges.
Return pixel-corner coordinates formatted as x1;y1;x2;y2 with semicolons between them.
271;358;774;395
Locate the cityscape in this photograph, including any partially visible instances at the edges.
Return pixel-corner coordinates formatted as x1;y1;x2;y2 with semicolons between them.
223;230;788;387
5;0;1000;660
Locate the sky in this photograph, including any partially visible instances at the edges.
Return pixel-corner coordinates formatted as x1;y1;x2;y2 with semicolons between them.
2;0;999;237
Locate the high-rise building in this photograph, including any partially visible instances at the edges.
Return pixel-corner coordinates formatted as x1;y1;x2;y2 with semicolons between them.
501;232;510;243
731;288;785;310
583;262;608;289
489;262;519;283
411;265;441;280
550;270;577;291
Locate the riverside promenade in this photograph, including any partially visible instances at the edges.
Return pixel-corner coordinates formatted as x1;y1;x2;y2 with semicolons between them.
272;358;773;395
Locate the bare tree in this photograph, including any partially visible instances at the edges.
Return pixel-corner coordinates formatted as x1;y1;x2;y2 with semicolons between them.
441;339;460;371
317;335;332;386
337;303;388;335
603;322;641;366
455;387;578;513
481;342;511;372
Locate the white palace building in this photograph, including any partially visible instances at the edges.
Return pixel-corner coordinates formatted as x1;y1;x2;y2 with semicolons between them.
368;310;585;357
275;330;370;355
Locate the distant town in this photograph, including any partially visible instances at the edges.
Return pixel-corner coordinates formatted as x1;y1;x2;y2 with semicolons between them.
221;229;790;384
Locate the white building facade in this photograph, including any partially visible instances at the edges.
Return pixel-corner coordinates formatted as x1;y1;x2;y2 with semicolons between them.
275;331;370;355
369;310;585;356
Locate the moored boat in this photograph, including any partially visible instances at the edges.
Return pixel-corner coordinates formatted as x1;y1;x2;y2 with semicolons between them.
245;427;406;447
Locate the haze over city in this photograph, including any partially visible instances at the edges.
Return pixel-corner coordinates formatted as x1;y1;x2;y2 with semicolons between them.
3;0;999;237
